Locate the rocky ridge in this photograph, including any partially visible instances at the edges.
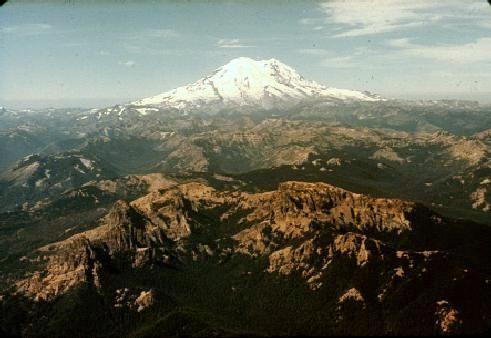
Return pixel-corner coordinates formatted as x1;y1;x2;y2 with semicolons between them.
13;181;487;334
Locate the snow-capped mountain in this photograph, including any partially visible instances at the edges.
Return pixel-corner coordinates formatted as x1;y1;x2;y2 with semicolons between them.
131;57;383;112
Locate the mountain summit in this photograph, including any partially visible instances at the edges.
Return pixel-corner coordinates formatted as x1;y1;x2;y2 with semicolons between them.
131;57;383;112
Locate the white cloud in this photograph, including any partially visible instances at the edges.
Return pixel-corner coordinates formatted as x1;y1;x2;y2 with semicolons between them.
388;37;491;64
320;55;358;68
318;0;490;37
124;29;179;44
122;28;181;56
298;48;358;68
298;48;330;56
0;23;52;36
479;22;491;30
62;42;84;47
118;60;136;67
139;28;178;39
216;38;255;48
299;17;325;26
333;21;425;38
123;43;188;56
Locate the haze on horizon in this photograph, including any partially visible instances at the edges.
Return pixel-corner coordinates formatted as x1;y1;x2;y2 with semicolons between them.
1;0;491;109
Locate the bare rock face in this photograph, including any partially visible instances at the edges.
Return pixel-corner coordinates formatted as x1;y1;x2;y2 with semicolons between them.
435;300;463;335
15;180;429;300
338;288;365;305
113;288;156;313
135;289;156;313
11;179;489;337
130;181;222;241
233;181;416;257
267;239;318;276
266;233;386;289
15;237;107;301
14;182;224;300
330;232;386;266
470;186;490;212
248;181;413;235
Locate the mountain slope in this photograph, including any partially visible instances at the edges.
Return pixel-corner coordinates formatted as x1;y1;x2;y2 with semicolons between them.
0;153;119;211
131;57;382;112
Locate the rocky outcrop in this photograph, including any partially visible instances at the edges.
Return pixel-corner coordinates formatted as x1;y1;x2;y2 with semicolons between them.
15;180;423;300
330;232;386;266
471;186;490;212
233;181;416;257
435;300;463;335
266;232;386;289
14;181;226;300
338;288;365;305
135;289;156;313
114;288;156;313
15;237;107;301
247;181;414;234
11;179;489;337
265;232;450;296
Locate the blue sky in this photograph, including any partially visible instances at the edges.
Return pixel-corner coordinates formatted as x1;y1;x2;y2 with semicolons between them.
1;0;491;108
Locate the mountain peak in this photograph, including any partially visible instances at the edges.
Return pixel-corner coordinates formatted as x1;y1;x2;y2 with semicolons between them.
224;56;258;64
222;56;287;68
131;57;383;111
218;57;288;78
